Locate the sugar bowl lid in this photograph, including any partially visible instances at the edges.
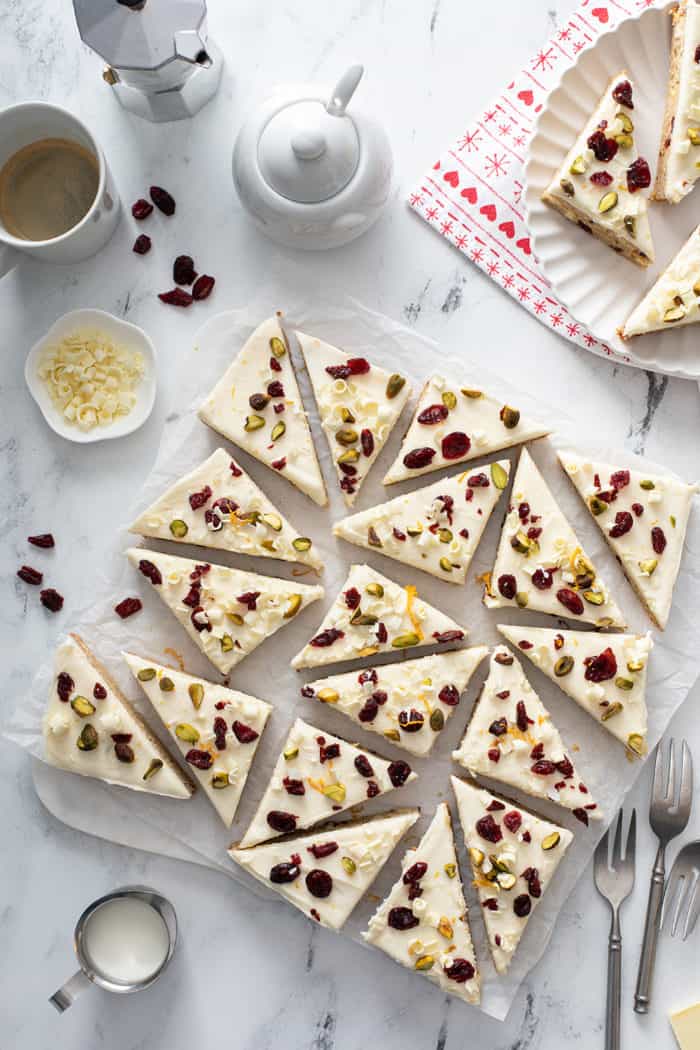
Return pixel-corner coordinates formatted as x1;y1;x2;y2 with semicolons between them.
257;66;364;204
73;0;209;70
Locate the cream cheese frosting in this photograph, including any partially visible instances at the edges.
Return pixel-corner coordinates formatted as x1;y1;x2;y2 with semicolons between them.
301;647;488;758
497;624;651;755
363;803;481;1004
295;331;411;506
452;646;601;823
239;717;417;848
43;634;194;799
291;563;467;671
658;2;700;204
334;460;510;585
127;548;324;674
484;448;625;627
558;450;697;629
451;777;573;974
129;447;322;570
621;225;700;339
197;316;327;506
229;809;419;930
123;653;271;826
383;375;549;484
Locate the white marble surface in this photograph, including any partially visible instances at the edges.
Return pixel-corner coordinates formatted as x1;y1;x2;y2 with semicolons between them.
2;0;700;1047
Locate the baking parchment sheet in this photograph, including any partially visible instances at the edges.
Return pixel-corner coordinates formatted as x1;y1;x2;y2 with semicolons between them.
7;295;700;1021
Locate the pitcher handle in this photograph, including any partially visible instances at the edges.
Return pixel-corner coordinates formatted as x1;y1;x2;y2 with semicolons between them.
49;969;92;1013
0;243;19;280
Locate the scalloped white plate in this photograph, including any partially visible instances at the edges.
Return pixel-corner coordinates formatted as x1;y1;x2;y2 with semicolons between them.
524;3;700;380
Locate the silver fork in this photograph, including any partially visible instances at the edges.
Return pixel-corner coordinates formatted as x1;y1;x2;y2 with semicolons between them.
662;839;700;940
634;739;693;1014
594;809;637;1050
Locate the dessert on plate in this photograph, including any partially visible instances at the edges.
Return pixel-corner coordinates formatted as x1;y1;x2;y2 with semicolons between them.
229;809;419;930
653;0;700;204
43;633;194;799
291;563;466;670
483;448;625;628
300;647;488;758
127;548;323;674
333;460;510;584
383;375;549;484
541;72;654;266
451;776;573;974
363;803;481;1005
129;447;322;570
238;717;417;848
497;625;651;756
620;225;700;339
452;646;600;825
123;653;271;826
558;450;697;629
197;316;327;506
295;330;411;506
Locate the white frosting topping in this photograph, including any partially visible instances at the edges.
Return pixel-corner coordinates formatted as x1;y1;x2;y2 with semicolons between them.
127;548;323;674
123;653;271;827
622;225;700;338
334;460;509;585
291;563;467;670
663;3;700;203
230;810;419;930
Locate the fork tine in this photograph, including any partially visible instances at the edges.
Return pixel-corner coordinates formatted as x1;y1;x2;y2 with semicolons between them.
662;868;682;930
682;873;699;941
670;874;688;937
666;738;676;800
678;741;694;813
612;808;624;866
626;809;637;867
652;741;666;801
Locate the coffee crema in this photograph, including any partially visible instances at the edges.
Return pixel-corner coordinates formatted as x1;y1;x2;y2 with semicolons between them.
0;137;99;242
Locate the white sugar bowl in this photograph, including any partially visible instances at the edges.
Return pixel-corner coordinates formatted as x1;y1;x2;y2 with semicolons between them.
233;66;393;250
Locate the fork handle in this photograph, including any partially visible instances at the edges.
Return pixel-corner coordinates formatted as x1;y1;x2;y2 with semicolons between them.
606;911;622;1050
634;844;666;1014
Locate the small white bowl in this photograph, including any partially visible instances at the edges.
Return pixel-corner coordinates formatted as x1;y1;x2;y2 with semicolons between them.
25;308;157;444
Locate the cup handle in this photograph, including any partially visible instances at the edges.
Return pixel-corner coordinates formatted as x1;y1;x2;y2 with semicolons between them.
49;969;92;1013
0;243;19;279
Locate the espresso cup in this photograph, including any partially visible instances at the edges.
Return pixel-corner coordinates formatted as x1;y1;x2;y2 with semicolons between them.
0;101;121;277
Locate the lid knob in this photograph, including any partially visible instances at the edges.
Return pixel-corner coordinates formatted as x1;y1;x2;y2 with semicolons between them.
291;128;327;161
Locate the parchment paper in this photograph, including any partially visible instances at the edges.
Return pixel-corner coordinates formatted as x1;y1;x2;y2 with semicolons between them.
7;295;700;1021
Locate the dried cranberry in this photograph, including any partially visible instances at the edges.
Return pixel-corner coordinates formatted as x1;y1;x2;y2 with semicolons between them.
319;742;340;764
631;502;643;517
532;567;554;590
230;722;260;749
573;808;590;826
17;565;42;585
487;800;506;812
466;473;488;488
444;958;475;983
610;511;634;538
192;274;215;300
267;380;285;398
441;431;470;460
438;684;460;706
212;716;227;750
388;760;412;787
417;404;449;425
113;596;140;618
609;470;630;490
39;588;64;612
433;629;464;643
376;623;389;643
519;641;533;652
403;447;436;470
627;157;651;193
173;255;197;285
133;234;151;254
367;780;380;798
270;861;300;883
398;708;424;733
300;685;315;698
93;682;107;700
267;811;298;834
612;79;633;108
238;591;260;611
270;356;282;372
182;582;201;608
530;742;544;761
150;185;175;215
283;777;305;796
556;588;584;616
651;526;667;554
531;759;556;776
503;810;522;833
513;894;532;918
354;754;374;778
358;669;377;686
590;171;613;186
190;606;211;632
522;867;542;898
57;672;74;702
132;198;153;220
271;457;286;470
186;748;213;770
159;288;193;307
476;814;503;843
403;862;428;885
393;527;407;541
308;842;338;859
360;428;374;457
309;628;345;648
325;357;370;380
587;128;618;162
696;44;700;62
189;485;212;511
114;741;135;763
498;574;517;600
557;756;574;778
306;869;333;898
344;587;361;609
482;898;499;911
489;717;508;737
388;906;419;931
28;533;55;548
584;647;618;682
358;696;379;722
515;701;531;732
138;559;162;585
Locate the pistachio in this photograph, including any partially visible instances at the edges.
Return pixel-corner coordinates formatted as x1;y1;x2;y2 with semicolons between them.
437;917;454;939
365;582;384;598
260;539;276;552
687;127;700;146
663;299;686;323
367;527;383;548
438;556;453;573
143;758;163;781
227;612;244;625
159;676;175;692
638;479;655;491
694;279;700;297
616;111;634;133
601;702;624;722
406;523;423;537
598;190;618;213
336;427;358;446
284;594;302;619
626;658;645;673
500;404;520;429
317;688;339;704
624;215;636;238
283;746;299;760
444;862;457;878
169;518;188;538
627;733;646;756
337;448;360;464
490;462;508;490
383;728;401;741
322;782;346;804
188;682;204;709
615;676;634;691
340;406;356;424
511;530;535;555
560;178;575;197
350;610;378;627
386;373;406;399
341;856;357;875
670;515;677;528
292;537;312;552
461;387;482;399
542;832;561;851
569;155;587;175
429;708;445;732
490;855;511;874
614;133;634;149
220;634;234;653
497;872;517;891
71;695;96;717
137;667;156;682
391;632;420;648
583;589;605;606
211;772;231;789
414;955;435;972
513;591;527;609
469;847;485;867
554;655;574;677
639;558;658;576
441;391;457;410
269;336;287;358
359;645;381;658
261;512;282;532
77;724;98;751
244;413;265;432
270;421;286;442
175;723;200;743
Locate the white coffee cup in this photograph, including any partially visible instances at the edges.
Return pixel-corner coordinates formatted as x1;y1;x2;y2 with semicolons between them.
0;101;121;277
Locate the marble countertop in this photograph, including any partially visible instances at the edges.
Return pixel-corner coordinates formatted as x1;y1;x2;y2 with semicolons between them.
2;0;700;1047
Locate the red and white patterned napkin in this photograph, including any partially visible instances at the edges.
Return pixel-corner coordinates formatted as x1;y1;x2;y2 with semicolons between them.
409;0;667;367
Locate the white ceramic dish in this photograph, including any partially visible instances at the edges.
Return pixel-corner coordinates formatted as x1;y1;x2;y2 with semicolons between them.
25;308;157;443
524;3;700;380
